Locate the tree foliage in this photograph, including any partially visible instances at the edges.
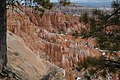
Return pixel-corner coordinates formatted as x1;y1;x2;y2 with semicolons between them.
80;0;120;52
71;30;80;38
59;0;71;6
78;0;120;79
78;55;120;79
79;12;89;24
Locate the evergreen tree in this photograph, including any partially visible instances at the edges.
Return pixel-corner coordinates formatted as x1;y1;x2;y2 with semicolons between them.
78;0;120;79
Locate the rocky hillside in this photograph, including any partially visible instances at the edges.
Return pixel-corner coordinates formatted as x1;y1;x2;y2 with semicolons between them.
7;6;103;80
7;31;65;80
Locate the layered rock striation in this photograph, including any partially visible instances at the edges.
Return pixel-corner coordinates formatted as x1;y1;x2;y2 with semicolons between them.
7;7;101;70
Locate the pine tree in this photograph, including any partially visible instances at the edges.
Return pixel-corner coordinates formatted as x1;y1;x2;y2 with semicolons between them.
78;0;120;79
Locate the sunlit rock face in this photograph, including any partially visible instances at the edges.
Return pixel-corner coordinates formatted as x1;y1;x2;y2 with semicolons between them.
7;6;101;71
7;31;66;80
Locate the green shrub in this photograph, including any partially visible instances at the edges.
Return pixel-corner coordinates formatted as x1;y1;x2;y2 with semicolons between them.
79;12;89;23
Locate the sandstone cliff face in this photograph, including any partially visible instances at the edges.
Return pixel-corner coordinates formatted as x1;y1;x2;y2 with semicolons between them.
7;31;66;80
6;6;120;80
7;7;101;70
9;7;120;80
24;8;88;34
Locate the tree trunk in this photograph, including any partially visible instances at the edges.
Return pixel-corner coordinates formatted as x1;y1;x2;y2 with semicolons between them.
0;0;7;72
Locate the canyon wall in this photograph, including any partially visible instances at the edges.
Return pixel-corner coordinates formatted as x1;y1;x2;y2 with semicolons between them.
6;6;120;80
7;7;101;70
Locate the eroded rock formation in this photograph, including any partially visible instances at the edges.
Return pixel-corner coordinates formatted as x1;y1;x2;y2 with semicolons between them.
6;6;120;80
7;7;101;69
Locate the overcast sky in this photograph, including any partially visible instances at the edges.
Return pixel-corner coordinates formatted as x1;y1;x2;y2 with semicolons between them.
50;0;112;2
